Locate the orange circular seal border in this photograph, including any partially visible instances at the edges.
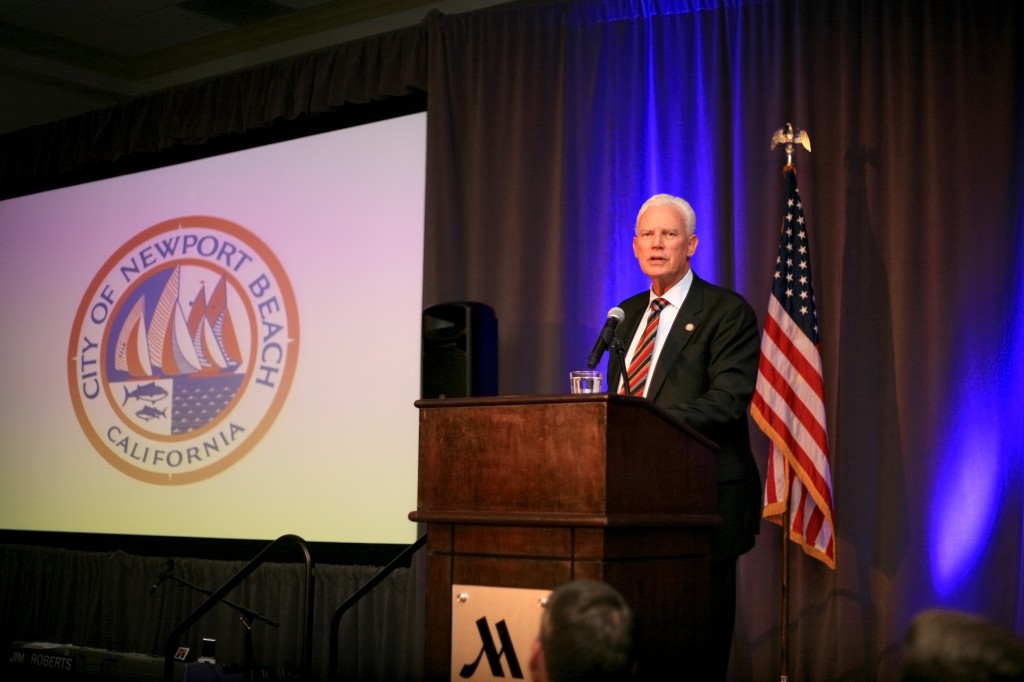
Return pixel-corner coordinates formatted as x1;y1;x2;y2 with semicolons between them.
67;216;300;485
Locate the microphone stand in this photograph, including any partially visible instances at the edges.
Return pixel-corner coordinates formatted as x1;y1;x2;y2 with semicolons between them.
609;338;630;394
162;572;278;682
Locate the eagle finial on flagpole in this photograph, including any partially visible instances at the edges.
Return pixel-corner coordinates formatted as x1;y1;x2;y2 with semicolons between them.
770;122;811;168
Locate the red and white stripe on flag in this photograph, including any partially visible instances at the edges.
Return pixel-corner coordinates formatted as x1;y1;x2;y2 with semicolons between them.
750;167;835;569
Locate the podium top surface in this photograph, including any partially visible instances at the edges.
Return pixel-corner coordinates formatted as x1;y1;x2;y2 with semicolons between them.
414;393;717;451
413;393;720;520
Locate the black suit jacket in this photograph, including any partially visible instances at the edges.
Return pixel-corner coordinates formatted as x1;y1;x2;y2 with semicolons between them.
607;273;763;559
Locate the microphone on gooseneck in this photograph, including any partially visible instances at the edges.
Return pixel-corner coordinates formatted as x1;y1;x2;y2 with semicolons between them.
149;558;175;597
587;307;626;369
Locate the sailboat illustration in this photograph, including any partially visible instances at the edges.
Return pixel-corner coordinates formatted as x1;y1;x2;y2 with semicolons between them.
188;277;242;374
113;266;243;378
113;297;153;376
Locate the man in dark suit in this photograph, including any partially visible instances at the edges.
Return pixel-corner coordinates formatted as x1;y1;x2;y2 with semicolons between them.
606;193;762;681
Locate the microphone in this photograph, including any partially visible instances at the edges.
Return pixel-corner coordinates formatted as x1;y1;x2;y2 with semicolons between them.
587;307;626;369
149;558;175;597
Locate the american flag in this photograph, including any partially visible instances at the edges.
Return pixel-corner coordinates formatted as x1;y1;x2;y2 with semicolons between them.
750;166;836;568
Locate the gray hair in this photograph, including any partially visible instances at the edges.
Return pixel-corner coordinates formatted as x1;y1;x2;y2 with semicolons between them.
635;194;696;236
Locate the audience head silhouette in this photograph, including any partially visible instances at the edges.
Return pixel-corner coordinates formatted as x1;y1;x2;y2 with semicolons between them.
901;608;1024;682
529;579;635;682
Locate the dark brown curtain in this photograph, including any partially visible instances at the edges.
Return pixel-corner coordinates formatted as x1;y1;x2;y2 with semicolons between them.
1;1;1022;680
0;21;427;189
0;543;423;680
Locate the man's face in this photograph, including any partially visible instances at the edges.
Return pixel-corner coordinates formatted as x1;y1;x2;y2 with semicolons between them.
632;203;698;294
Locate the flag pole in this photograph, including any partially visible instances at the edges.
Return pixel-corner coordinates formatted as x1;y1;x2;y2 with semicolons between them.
768;122;811;682
780;502;790;682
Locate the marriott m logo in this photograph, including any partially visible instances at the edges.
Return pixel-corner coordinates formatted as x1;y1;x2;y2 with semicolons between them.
458;616;524;679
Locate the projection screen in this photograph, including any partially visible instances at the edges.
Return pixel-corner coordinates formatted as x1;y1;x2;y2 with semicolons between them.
0;112;427;545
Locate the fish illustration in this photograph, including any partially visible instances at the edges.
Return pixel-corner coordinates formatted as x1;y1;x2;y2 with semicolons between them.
122;382;169;405
135;406;167;422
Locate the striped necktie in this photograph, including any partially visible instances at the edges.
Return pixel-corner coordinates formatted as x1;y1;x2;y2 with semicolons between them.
622;298;668;396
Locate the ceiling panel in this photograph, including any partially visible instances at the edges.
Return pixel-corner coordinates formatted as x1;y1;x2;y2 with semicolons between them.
0;0;512;135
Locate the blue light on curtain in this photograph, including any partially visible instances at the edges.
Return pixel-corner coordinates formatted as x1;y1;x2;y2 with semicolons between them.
560;0;778;391
929;216;1024;599
573;0;752;318
930;392;1005;597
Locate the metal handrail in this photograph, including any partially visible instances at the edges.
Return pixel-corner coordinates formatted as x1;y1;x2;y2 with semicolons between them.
163;533;315;682
328;534;426;679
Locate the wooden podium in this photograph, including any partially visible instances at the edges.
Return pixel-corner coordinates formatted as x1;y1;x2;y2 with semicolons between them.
409;394;721;679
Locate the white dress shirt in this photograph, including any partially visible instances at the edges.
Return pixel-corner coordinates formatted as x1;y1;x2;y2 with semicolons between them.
619;269;694;396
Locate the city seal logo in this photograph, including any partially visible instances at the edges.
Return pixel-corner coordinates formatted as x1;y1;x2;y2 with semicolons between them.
67;216;299;485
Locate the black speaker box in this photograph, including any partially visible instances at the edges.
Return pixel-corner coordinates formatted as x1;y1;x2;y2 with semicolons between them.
421;302;498;399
